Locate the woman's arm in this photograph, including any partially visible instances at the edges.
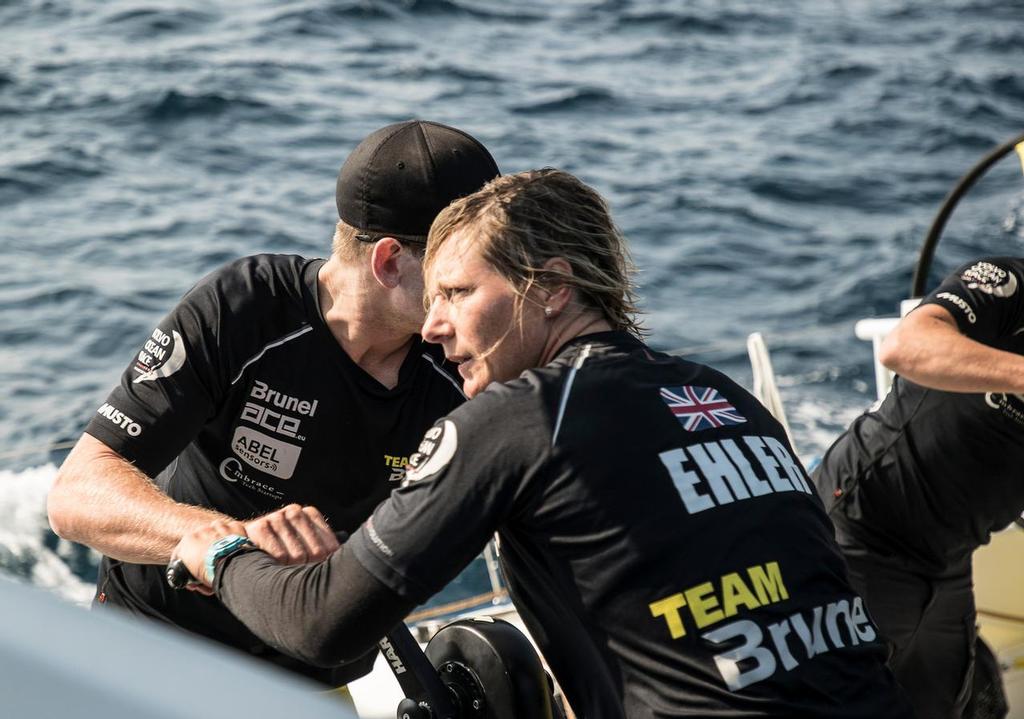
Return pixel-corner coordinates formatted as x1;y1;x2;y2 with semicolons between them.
217;547;414;667
173;508;415;667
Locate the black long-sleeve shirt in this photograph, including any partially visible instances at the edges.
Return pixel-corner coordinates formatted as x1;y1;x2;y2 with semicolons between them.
217;332;913;718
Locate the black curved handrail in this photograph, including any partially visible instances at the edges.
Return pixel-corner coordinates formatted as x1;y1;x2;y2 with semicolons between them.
911;131;1024;298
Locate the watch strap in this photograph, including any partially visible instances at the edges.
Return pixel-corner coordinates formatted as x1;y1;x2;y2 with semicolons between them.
204;535;254;584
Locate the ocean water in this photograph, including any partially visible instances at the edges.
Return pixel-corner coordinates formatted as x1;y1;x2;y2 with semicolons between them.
2;0;1023;603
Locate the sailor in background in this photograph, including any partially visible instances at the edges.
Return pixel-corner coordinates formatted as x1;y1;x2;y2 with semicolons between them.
46;120;498;689
174;169;914;718
814;257;1024;718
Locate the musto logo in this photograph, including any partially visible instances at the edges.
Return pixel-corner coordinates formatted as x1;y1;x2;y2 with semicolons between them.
96;403;142;437
935;292;976;324
231;427;301;480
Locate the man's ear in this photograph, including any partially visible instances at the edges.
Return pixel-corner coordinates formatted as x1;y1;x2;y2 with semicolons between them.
541;257;574;314
369;238;404;289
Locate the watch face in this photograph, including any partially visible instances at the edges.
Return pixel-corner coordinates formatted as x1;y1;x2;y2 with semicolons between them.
213;535;246;552
165;559;194;590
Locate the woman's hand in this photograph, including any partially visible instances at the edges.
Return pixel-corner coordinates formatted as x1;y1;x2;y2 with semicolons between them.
171;505;340;592
243;504;339;564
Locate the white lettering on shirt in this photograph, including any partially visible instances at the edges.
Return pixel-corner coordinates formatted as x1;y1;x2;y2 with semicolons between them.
658;436;812;515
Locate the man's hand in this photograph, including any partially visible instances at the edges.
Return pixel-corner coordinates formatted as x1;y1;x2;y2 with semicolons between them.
243;504;339;565
171;518;249;591
171;505;339;592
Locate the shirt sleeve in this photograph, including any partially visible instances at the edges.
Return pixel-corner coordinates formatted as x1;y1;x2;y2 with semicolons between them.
216;545;415;668
347;386;545;603
83;277;226;478
916;257;1024;343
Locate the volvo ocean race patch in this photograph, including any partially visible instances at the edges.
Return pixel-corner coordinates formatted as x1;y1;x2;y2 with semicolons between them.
133;327;186;383
660;386;747;432
404;420;458;484
961;261;1018;298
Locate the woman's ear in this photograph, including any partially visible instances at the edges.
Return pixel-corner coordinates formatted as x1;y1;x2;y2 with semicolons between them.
541;257;574;315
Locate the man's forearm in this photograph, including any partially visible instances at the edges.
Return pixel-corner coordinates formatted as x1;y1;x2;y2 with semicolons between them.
881;308;1024;393
897;343;1024;393
47;434;228;564
215;547;414;668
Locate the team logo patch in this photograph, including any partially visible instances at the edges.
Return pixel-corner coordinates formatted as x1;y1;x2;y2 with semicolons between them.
659;386;747;432
961;261;1018;298
133;327;186;383
383;454;410;482
404;420;458;484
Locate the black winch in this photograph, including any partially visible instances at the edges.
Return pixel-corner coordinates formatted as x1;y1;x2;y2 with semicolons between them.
382;618;563;719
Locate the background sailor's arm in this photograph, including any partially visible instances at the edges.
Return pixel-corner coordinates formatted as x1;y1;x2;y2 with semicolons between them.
879;303;1024;393
47;434;231;564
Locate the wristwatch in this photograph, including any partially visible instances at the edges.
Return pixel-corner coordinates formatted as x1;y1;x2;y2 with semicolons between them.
165;534;254;590
165;557;196;590
204;534;254;585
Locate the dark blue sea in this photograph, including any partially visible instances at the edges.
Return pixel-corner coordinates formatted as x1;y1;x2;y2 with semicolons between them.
2;0;1022;605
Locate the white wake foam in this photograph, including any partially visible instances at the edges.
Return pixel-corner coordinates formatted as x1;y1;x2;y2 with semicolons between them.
0;463;97;606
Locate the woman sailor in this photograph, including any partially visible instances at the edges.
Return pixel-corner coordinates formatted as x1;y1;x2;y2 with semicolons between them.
173;169;913;718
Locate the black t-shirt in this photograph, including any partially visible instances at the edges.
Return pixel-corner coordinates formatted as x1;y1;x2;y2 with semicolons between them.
348;332;911;718
814;257;1024;573
84;253;465;683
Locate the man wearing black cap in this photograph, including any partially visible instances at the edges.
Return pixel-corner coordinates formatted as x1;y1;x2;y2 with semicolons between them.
47;120;500;689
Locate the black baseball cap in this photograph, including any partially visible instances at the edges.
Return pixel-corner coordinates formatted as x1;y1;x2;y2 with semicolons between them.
335;120;500;243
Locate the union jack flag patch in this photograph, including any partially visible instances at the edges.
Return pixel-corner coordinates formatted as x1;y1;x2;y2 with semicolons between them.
659;385;747;432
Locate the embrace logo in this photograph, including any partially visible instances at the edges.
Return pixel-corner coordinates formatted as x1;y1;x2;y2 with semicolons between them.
219;457;246;483
984;393;1024;427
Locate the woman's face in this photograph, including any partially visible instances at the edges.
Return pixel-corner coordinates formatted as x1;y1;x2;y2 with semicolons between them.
422;230;547;398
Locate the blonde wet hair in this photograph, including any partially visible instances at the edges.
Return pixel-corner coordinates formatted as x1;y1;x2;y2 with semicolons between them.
425;168;644;337
332;219;427;262
330;220;369;262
